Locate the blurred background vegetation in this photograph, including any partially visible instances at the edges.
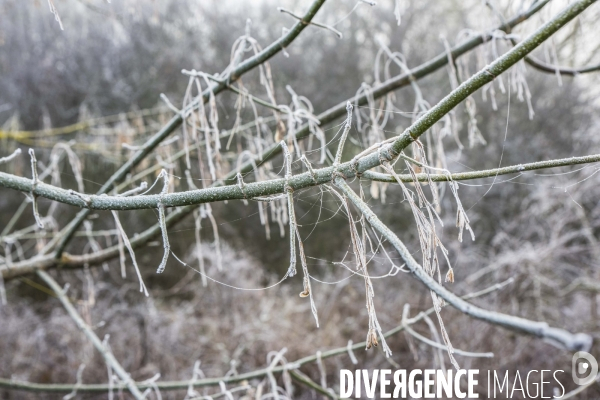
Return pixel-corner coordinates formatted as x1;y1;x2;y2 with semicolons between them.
0;0;599;398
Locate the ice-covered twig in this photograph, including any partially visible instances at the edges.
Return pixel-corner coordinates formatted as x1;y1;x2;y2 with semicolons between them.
111;211;149;296
67;190;91;206
300;155;318;183
346;340;358;364
63;364;86;400
333;102;353;167
394;0;402;25
157;170;171;274
36;270;144;399
0;279;522;394
47;0;64;30
28;149;44;229
160;93;185;117
334;176;592;352
117;182;148;197
278;7;342;38
296;227;319;327
0;148;21;165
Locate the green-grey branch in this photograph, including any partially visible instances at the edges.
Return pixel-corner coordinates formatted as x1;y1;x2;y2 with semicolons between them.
334;177;592;352
0;154;598;210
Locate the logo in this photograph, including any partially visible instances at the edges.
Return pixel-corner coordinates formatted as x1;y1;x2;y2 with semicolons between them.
572;351;598;386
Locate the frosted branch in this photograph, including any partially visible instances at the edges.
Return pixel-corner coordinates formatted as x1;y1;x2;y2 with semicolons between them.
0;148;21;165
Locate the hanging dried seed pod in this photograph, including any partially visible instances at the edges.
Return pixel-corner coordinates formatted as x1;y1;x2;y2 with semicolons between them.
299;277;310;298
366;328;378;349
370;329;379;347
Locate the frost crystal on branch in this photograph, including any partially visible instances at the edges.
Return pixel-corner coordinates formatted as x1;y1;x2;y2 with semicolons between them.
47;0;64;30
394;0;402;26
296;227;319;327
280;141;297;278
334;102;354;166
156;170;171;274
111;211;149;296
328;185;392;357
28;149;44;229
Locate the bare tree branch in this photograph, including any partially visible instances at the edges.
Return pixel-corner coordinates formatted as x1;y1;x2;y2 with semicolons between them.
1;0;594;280
354;0;598;175
334;176;592;351
1;154;598;212
36;270;145;399
227;0;553;184
49;0;330;258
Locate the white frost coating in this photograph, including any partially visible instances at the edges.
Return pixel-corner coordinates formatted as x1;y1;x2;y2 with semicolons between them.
278;7;342;38
111;211;149;297
394;0;402;25
327;185;392;357
346;340;358;364
296;227;319;327
63;364;86;400
118;181;148;197
280;141;297;278
0;148;21;165
0;273;6;306
47;0;64;30
28;149;44;229
156;170;171;274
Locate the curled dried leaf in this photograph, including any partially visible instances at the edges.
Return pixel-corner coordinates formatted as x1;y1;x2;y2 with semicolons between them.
445;268;455;283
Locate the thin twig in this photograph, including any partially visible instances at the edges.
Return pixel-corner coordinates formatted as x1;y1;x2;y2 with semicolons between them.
48;0;330;259
35;270;145;399
334;176;592;351
28;149;44;229
0;0;554;279
0;278;510;393
333;102;353;166
280;141;297;277
278;7;342;38
0;148;21;164
288;370;337;400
